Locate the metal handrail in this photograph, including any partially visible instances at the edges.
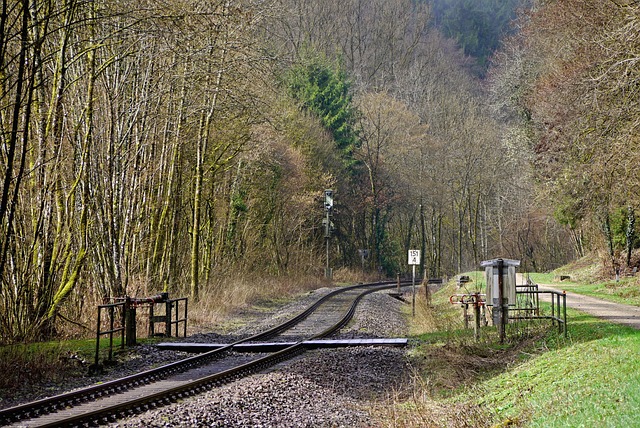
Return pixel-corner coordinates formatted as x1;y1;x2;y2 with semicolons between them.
93;301;126;367
513;281;567;337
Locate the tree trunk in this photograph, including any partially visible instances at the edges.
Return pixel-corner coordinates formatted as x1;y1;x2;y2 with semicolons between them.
626;206;635;268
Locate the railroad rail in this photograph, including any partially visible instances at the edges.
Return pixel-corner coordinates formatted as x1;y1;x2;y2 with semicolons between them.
0;280;409;427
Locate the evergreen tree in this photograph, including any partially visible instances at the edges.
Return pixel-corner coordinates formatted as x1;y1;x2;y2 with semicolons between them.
285;56;360;171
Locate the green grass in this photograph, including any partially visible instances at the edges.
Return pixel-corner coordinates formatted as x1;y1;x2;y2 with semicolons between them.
399;273;640;427
453;270;488;293
459;309;640;427
0;337;99;363
526;272;556;284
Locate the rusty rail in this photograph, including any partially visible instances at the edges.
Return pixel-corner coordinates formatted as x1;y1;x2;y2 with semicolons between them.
0;280;409;426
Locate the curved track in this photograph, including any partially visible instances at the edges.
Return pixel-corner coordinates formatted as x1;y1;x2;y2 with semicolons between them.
0;281;409;427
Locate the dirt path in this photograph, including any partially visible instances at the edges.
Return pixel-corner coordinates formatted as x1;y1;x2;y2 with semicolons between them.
519;275;640;330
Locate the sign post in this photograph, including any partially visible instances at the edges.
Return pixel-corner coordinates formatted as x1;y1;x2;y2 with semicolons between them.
408;250;420;316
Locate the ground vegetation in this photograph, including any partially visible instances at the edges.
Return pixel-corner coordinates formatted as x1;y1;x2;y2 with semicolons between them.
375;274;640;427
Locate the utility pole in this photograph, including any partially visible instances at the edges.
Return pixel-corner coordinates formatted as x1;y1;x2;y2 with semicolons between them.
324;189;333;280
408;249;421;316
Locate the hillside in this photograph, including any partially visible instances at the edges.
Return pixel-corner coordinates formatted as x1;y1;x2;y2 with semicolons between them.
384;271;640;427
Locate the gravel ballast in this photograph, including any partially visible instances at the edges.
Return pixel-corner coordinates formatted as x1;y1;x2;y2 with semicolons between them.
2;286;413;427
112;288;411;427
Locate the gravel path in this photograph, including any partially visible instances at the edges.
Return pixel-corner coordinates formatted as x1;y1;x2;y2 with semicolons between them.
518;274;640;330
537;283;640;329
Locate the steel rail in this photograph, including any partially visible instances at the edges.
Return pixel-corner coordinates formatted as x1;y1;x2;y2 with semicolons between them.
242;280;399;341
36;281;402;427
35;344;309;428
0;280;408;426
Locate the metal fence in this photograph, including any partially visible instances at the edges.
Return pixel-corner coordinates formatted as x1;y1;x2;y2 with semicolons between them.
511;279;567;337
150;297;188;338
92;301;126;370
92;294;188;373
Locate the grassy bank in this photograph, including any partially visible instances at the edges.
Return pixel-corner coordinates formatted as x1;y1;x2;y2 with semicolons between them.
470;308;640;427
377;275;640;427
528;272;640;307
0;338;95;402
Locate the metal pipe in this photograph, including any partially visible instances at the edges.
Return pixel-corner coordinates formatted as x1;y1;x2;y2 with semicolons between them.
94;307;102;367
557;293;561;333
184;298;188;337
108;306;115;361
166;300;172;337
412;264;416;317
563;291;567;337
121;301;126;349
325;209;330;279
497;258;505;343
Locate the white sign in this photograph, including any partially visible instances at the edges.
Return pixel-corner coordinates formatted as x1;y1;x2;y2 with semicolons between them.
408;249;421;265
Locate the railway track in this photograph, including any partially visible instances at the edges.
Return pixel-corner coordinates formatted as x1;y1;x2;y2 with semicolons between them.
0;281;409;427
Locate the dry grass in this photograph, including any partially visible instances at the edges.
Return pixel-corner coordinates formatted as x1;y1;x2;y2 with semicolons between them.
332;267;383;284
188;274;329;332
371;401;489;428
370;372;491;428
47;273;331;339
411;292;464;336
372;281;539;428
554;250;640;283
47;268;383;341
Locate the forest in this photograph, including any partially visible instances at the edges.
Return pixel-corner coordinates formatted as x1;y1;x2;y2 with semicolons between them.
1;0;636;344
